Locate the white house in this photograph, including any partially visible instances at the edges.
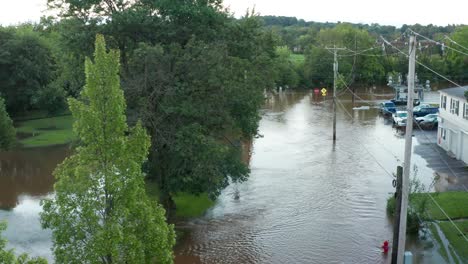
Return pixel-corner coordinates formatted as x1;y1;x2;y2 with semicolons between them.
438;86;468;163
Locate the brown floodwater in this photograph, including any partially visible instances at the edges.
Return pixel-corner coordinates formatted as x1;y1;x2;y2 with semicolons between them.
0;145;69;259
173;89;445;264
0;89;448;263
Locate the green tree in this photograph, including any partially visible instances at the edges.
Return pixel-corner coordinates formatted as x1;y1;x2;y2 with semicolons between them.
125;15;275;211
274;46;300;88
0;222;47;264
40;35;175;264
303;23;385;86
0;27;56;114
446;26;468;83
0;97;15;150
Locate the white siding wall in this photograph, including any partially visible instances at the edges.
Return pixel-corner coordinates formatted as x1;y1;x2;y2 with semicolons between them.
438;91;468;163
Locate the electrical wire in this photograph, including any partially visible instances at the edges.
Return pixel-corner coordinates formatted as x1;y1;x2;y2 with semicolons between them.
412;114;468;192
336;89;468;246
444;35;468;52
408;28;468;57
334;97;395;179
381;36;466;89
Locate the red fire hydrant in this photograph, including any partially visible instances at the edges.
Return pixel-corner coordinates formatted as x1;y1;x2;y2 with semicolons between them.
381;240;389;254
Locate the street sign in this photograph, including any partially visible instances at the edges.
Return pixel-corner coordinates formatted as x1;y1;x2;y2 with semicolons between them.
321;88;327;96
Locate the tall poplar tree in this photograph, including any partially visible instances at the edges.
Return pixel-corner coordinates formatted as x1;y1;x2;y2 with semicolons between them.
40;35;175;264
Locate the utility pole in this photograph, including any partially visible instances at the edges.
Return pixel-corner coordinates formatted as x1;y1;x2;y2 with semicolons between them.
397;35;416;264
326;46;346;142
333;47;338;142
391;166;403;264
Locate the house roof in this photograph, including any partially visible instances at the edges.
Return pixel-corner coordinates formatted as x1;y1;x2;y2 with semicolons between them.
439;86;468;100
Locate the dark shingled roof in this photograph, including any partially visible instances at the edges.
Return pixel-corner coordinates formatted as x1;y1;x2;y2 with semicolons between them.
439;86;468;100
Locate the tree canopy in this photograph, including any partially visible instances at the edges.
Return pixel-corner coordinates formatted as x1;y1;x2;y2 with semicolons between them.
40;35;175;263
0;27;57;114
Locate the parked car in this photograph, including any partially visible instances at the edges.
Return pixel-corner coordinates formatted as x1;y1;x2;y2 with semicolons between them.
415;113;438;129
391;98;420;106
380;101;396;115
392;110;408;127
413;104;439;117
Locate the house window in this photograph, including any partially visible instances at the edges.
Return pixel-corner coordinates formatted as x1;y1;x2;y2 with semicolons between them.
440;94;447;109
450;99;459;115
442;128;446;140
464;103;468;120
441;95;447;109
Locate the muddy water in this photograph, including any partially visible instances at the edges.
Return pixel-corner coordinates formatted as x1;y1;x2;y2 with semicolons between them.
0;89;447;263
174;90;445;264
0;146;69;259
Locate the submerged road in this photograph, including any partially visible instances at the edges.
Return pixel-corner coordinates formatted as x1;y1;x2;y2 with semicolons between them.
0;89;449;263
175;90;446;263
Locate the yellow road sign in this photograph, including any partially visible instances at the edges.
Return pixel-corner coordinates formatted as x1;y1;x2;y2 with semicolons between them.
321;88;327;96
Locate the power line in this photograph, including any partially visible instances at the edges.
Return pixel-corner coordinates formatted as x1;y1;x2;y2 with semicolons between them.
381;36;466;89
412;115;468;192
336;89;468;253
335;97;395;179
444;35;468;52
408;28;468;57
427;193;468;242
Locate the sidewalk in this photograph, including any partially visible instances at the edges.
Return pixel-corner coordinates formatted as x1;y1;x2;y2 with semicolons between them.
414;139;468;191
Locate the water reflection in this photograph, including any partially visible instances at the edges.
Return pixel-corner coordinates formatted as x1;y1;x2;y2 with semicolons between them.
0;145;68;262
0;146;69;209
0;89;450;263
0;195;53;260
175;90;445;264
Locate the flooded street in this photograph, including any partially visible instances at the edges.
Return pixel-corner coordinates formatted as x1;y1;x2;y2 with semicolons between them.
0;90;448;263
174;90;445;263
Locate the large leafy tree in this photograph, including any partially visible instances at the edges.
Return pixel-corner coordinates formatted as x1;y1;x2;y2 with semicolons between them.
0;28;56;114
46;0;277;212
124;14;275;211
0;97;15;150
40;35;175;264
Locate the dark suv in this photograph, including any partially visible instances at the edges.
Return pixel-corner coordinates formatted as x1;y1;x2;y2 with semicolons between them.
380;101;396;115
413;104;439;117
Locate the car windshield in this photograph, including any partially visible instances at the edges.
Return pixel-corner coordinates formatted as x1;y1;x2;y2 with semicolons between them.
385;103;394;107
397;112;407;117
414;104;430;111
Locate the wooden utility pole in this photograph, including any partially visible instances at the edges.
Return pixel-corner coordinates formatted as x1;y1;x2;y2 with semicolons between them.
333;47;338;142
397;35;417;264
391;166;403;264
326;46;346;142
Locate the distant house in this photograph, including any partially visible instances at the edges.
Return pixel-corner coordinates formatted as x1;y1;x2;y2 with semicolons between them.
438;86;468;163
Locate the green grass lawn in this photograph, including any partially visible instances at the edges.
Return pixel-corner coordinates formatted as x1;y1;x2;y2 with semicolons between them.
15;115;75;147
145;180;215;218
438;221;468;261
412;192;468;220
290;53;305;66
415;192;468;262
429;223;450;262
173;193;215;218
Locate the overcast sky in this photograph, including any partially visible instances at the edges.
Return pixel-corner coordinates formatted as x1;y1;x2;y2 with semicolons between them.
1;0;467;27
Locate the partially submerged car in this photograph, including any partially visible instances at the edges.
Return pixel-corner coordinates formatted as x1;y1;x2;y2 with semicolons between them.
380;101;396;116
413;104;439;117
415;113;438;129
392;110;408;127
